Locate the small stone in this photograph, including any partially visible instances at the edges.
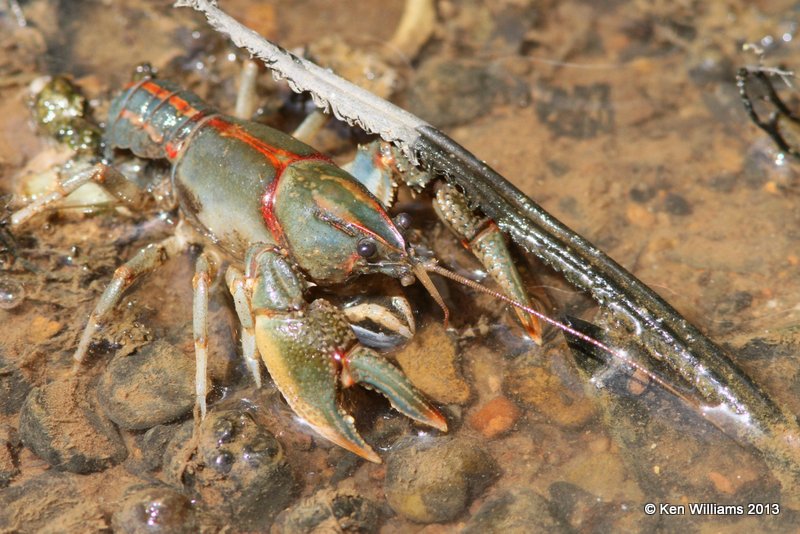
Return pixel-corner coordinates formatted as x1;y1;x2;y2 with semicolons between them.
276;488;384;534
626;368;650;396
168;409;298;531
625;203;655;227
559;451;641;502
662;193;692;216
19;378;127;473
463;489;563;533
0;354;31;415
111;485;201;534
26;315;62;343
587;435;610;454
394;323;470;405
0;425;20;487
548;481;621;531
407;59;497;127
708;471;734;495
98;340;195;430
161;421;194;487
468;396;520;438
504;364;597;429
137;424;181;472
384;437;498;523
0;472;106;532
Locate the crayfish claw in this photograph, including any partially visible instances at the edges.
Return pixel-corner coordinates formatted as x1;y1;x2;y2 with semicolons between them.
254;298;428;463
432;182;544;344
343;346;448;432
306;402;382;464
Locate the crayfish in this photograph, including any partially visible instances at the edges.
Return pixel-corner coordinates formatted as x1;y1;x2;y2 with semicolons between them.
10;75;544;462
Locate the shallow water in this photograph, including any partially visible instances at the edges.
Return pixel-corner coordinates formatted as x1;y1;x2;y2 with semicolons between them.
2;0;800;532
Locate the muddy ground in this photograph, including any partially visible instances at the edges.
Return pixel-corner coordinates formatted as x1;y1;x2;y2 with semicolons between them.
2;0;800;532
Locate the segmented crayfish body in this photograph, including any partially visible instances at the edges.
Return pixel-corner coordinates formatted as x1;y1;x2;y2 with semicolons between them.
14;77;539;462
110;79;398;275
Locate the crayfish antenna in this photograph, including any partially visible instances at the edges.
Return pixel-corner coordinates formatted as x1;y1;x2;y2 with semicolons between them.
422;262;692;404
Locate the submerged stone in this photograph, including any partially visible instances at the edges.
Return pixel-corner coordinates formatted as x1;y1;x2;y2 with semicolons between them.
166;408;298;531
112;485;202;534
384;436;498;523
463;488;563;533
276;488;385;533
98;340;195;430
19;378;127;474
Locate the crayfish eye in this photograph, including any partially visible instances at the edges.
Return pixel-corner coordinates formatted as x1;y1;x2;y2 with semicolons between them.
357;238;378;259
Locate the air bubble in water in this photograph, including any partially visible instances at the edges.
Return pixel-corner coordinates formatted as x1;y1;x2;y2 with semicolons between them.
0;279;25;310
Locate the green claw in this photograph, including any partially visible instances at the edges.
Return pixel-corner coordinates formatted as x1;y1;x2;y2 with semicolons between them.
255;300;382;463
250;249;446;463
434;182;543;343
344;346;448;432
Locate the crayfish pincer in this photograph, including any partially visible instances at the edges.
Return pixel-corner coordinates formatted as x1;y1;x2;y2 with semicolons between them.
11;78;540;462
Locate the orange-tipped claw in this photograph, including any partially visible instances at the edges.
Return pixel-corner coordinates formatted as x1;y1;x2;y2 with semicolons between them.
514;305;544;345
254;299;445;463
343;345;448;432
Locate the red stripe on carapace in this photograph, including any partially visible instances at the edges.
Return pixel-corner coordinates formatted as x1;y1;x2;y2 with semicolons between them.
201;114;339;246
162;111;216;162
259;153;339;248
261;175;287;247
113;80;208;158
117;81;344;248
137;80;202;118
119;109;165;143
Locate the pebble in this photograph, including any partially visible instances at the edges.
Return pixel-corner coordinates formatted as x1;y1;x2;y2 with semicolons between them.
548;481;622;532
137;423;181;472
462;489;563;533
160;421;194;487
504;363;597;429
0;354;31;415
111;485;202;534
0;471;105;532
707;471;734;495
394;323;470;405
625;203;656;227
468;396;520;439
407;58;497;127
662;193;693;216
19;378;127;473
384;436;498;523
97;340;195;430
166;408;298;531
0;425;20;487
559;450;641;502
26;315;62;343
275;488;384;534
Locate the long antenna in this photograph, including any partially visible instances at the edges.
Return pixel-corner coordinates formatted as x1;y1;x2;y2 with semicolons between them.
423;261;695;406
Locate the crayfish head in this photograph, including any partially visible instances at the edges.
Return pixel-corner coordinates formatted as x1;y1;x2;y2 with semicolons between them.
270;160;416;284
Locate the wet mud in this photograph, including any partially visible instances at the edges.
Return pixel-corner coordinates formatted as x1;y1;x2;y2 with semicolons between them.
3;0;800;532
